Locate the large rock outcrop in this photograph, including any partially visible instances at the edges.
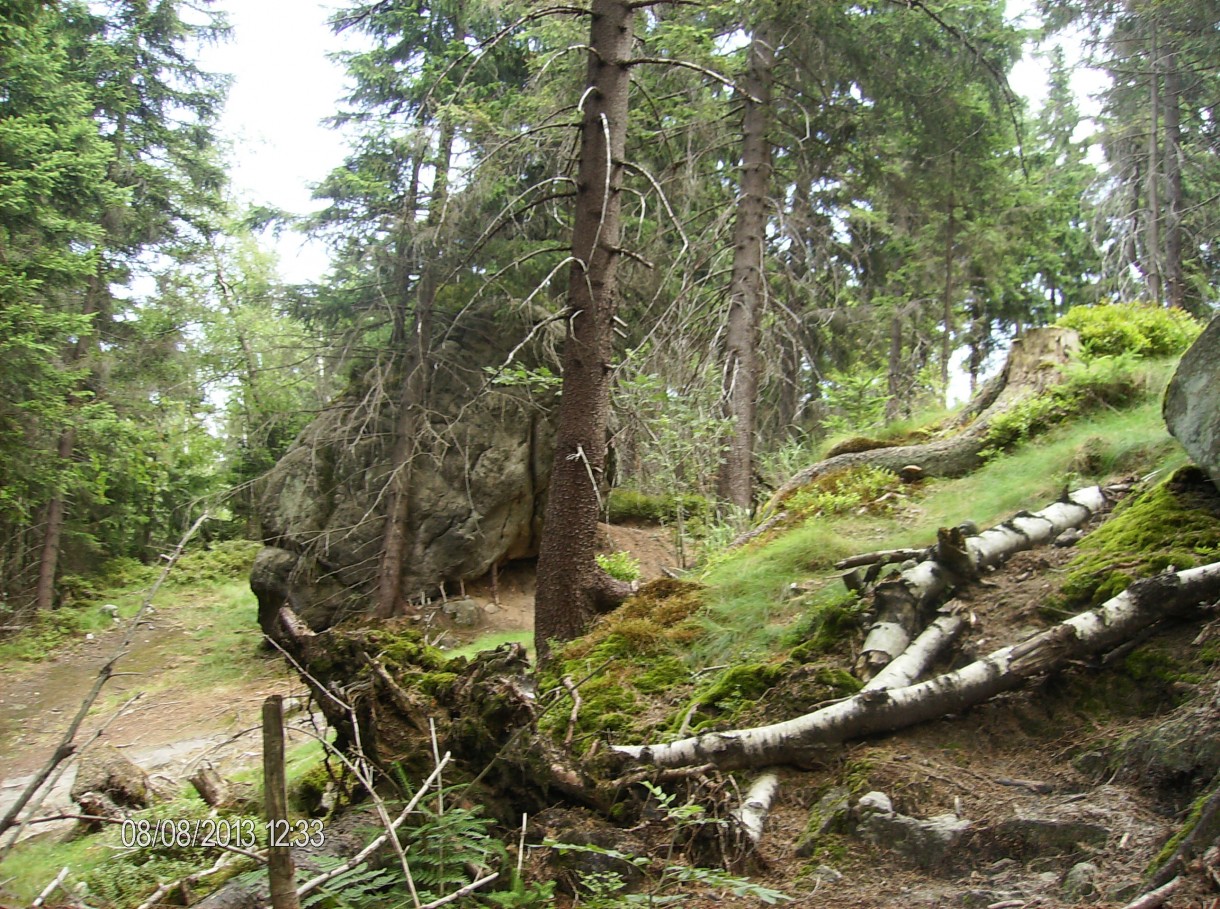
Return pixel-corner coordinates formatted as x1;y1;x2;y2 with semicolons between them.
1165;315;1220;494
251;305;558;634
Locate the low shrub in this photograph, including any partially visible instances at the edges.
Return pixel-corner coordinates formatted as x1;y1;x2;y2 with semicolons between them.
1055;302;1201;359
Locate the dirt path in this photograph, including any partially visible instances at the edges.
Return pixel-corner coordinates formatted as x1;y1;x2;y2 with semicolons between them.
0;601;307;838
0;524;680;832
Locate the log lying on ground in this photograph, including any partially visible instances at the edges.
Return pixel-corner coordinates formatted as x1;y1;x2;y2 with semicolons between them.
765;327;1081;511
856;485;1109;679
613;561;1220;771
860;613;966;693
729;771;780;846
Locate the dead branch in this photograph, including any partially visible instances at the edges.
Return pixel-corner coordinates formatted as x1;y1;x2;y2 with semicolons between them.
0;513;208;851
32;866;69;908
729;771;780;846
835;548;929;571
418;873;500;909
562;676;583;747
613;561;1220;770
726;510;788;551
856;486;1108;679
1120;876;1183;909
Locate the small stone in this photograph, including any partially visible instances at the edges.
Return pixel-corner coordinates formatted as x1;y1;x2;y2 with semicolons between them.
1062;861;1100;898
1054;527;1084;548
856;791;893;816
811;865;842;883
441;597;483;628
795;786;853;857
996;817;1110;854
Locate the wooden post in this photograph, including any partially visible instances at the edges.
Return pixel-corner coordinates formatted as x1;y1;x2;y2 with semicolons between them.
263;695;300;909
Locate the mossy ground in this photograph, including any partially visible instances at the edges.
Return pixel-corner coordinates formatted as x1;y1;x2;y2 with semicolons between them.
1049;466;1220;614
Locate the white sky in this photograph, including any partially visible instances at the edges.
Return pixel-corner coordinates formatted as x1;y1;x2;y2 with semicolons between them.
197;2;355;283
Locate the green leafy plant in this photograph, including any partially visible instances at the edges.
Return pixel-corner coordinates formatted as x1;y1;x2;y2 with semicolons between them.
1055;302;1201;359
596;550;642;582
483;364;563;395
301;863;398;909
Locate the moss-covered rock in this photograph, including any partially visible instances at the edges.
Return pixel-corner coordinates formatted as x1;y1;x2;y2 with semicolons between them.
1050;466;1220;612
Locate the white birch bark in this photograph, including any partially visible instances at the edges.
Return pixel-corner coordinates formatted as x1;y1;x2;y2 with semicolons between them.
615;561;1220;770
856;486;1109;678
861;614;966;692
729;771;780;845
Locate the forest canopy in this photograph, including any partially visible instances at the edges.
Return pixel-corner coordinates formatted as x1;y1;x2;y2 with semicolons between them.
0;0;1216;625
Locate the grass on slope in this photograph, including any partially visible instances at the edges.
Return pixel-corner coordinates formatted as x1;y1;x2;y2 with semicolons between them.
691;375;1186;668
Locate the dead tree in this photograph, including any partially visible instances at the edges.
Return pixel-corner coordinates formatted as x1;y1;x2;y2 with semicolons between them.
613;561;1220;770
856;485;1110;679
765;327;1082;510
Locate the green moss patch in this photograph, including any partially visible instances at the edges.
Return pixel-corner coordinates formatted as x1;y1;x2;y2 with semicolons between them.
606;488;711;524
786;589;868;662
540;580;706;751
1050;466;1220;613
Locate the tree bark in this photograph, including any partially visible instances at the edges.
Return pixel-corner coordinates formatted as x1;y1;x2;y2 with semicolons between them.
613;561;1220;770
856;486;1109;678
940;156;956;398
717;25;774;511
534;0;634;661
1161;48;1185;310
374;118;456;619
1144;24;1163;304
34;429;76;611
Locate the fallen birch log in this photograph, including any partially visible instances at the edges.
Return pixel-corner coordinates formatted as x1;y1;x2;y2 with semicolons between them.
860;613;966;693
729;771;780;846
856;485;1109;679
614;561;1220;771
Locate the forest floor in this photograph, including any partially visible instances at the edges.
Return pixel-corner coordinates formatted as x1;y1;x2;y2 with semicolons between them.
0;526;676;844
0;587;310;842
4;492;1219;908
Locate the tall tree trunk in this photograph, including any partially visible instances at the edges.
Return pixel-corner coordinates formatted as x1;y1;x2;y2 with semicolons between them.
1162;49;1185;310
534;0;635;661
34;429;76;611
718;25;775;511
885;311;903;422
374;119;456;619
34;276;101;611
940;157;956;400
1144;25;1163;304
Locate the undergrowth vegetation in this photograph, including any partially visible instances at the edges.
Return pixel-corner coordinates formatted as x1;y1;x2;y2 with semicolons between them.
1054;301;1202;359
0;540;263;664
